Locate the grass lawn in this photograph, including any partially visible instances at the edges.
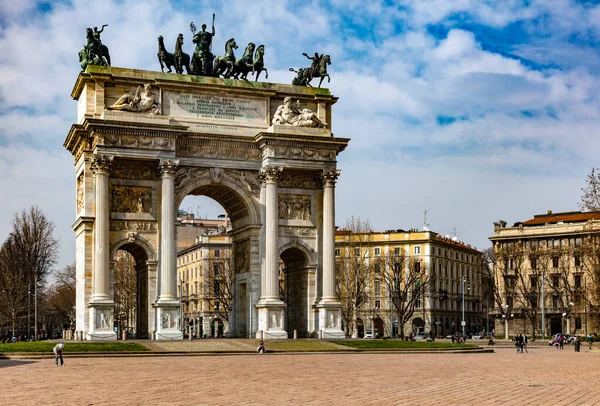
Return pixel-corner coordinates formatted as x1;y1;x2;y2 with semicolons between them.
331;340;477;350
259;340;346;351
0;342;149;353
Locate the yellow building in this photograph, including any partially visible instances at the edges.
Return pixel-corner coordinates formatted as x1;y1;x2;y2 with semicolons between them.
335;228;485;338
490;210;600;338
177;233;232;338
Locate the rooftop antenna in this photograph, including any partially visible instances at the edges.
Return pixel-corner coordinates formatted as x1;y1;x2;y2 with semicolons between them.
452;228;458;242
423;209;430;231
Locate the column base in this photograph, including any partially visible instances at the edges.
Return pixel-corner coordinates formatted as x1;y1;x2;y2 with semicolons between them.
155;304;183;340
256;302;287;339
316;303;345;339
87;303;117;341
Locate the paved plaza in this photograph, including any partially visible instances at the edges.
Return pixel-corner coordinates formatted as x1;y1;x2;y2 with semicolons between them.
1;346;599;405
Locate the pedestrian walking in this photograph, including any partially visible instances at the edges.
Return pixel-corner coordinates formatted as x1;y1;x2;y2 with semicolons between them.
559;336;564;350
53;343;64;366
516;334;522;353
522;334;528;353
587;334;594;350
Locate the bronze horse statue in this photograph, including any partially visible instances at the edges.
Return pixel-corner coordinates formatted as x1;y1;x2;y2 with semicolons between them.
290;54;331;88
231;42;255;80
174;34;191;74
157;35;177;73
251;45;268;82
214;38;238;78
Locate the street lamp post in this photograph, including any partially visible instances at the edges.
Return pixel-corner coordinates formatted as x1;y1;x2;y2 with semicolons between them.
541;270;545;339
179;280;183;333
27;287;31;340
461;276;468;336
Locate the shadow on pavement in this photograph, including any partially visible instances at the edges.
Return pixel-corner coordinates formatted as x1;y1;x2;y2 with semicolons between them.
0;359;38;368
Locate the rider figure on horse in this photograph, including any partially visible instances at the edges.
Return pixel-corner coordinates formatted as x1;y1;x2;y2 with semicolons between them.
303;52;322;77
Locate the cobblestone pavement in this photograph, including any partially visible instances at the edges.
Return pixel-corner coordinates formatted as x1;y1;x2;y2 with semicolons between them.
2;346;599;405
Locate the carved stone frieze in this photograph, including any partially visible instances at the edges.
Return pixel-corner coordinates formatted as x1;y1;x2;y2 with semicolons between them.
279;226;317;237
262;146;336;161
233;240;250;274
110;220;157;232
111;160;158;180
76;174;84;213
159;159;180;177
111;185;152;214
225;169;261;198
90;154;113;174
259;166;283;184
180;144;261;161
278;172;318;189
278;194;311;220
101;134;175;150
174;167;208;195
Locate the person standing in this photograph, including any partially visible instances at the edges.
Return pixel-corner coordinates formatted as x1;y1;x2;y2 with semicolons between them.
516;334;522;353
522;334;528;353
53;343;64;367
588;334;594;350
257;340;266;354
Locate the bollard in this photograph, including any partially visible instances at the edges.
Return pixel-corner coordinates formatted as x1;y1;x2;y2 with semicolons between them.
293;330;297;340
319;329;323;339
259;330;264;340
122;330;127;341
151;330;156;340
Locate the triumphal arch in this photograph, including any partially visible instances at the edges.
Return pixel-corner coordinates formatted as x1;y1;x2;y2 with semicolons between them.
64;66;349;340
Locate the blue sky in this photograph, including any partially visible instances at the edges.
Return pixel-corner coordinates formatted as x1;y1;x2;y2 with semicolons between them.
1;0;600;268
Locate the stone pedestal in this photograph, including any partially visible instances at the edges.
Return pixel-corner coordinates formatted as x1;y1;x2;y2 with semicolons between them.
155;305;183;340
316;305;345;339
87;304;117;340
256;305;287;339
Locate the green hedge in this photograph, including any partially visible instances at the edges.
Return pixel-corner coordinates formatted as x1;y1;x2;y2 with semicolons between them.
331;340;477;349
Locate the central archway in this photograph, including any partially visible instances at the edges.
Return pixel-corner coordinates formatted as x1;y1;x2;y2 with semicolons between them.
280;244;315;338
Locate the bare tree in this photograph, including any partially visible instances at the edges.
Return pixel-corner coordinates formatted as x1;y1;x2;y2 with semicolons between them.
580;168;600;212
206;250;233;322
0;235;29;337
381;250;431;339
335;216;373;338
580;234;600;332
114;251;136;337
45;264;76;333
9;206;58;339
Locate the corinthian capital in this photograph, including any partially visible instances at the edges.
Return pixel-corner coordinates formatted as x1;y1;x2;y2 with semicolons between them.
159;159;180;177
90;155;113;174
259;166;283;184
321;170;340;187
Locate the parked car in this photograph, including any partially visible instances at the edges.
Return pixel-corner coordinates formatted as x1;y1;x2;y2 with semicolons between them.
414;333;426;340
471;334;482;340
364;329;373;339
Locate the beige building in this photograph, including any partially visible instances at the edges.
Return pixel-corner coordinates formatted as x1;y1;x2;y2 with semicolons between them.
489;210;600;338
335;229;486;338
177;231;232;338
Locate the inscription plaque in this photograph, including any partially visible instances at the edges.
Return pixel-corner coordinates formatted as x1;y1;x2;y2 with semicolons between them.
163;90;267;126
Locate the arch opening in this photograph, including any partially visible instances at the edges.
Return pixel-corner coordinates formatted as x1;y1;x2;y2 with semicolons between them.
280;247;311;338
113;243;150;339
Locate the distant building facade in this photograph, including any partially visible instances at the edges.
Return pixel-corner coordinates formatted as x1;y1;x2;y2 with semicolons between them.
335;229;486;338
176;212;232;338
489;210;600;338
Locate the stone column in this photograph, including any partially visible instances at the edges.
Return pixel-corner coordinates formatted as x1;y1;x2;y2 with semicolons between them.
155;159;182;340
260;166;283;301
321;170;340;302
316;170;345;339
158;159;179;302
256;166;287;339
90;155;113;302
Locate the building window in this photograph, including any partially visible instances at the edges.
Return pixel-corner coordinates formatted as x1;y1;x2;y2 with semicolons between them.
374;247;381;256
576;317;582;330
374;263;381;274
374;300;381;309
530;276;537;289
416;299;421;309
335;248;340;256
552;296;559;308
414;261;421;273
394;247;401;257
214;263;221;276
215;301;220;311
575;274;582;288
354;247;360;256
374;280;381;295
552;275;559;288
552;256;559;269
507;297;513;308
575;255;581;268
414;246;421;255
530;257;537;270
214;249;221;258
